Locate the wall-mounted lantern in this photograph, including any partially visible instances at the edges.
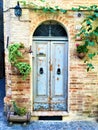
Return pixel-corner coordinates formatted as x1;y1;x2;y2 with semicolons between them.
14;1;22;17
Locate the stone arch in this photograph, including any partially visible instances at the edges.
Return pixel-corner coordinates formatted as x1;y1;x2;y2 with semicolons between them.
30;14;69;38
33;20;68;37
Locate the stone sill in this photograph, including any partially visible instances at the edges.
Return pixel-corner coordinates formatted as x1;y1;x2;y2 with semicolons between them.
32;111;69;116
31;111;97;121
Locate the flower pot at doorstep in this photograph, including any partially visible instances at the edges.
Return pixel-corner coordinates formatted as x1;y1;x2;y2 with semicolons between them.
7;112;31;123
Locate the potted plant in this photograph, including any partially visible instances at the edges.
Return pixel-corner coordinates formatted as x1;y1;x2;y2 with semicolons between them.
7;101;31;124
76;43;88;59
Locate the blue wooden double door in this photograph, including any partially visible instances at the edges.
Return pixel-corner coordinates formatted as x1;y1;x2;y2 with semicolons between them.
33;40;68;111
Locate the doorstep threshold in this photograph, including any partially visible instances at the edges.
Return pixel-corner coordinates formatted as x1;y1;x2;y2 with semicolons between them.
32;111;69;116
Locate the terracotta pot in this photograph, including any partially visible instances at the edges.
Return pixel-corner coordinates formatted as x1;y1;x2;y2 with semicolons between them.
11;66;20;75
77;52;85;59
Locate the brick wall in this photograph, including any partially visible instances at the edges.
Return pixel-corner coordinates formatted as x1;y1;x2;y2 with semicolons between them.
3;0;98;117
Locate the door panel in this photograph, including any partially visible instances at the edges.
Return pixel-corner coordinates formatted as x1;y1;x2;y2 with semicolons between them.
52;43;64;96
33;41;68;111
33;42;50;110
51;42;68;110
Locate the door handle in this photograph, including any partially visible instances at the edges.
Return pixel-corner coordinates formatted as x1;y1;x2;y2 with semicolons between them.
39;67;44;74
57;68;61;75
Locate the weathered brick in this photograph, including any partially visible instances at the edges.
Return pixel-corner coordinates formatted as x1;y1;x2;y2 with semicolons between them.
3;0;98;117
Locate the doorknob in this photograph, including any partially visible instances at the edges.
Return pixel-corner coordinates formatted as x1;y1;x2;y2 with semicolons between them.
57;68;61;75
39;67;44;74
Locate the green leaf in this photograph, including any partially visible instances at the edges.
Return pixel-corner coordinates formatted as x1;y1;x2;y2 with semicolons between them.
88;14;97;21
40;0;45;2
87;27;92;32
86;20;91;25
93;31;98;36
55;6;59;9
94;12;98;17
49;8;56;13
84;60;87;63
87;63;92;67
94;9;98;17
93;27;98;36
19;0;26;6
90;5;97;9
88;15;94;20
88;53;95;59
72;7;80;11
88;41;95;46
42;7;49;12
59;9;67;13
85;33;89;37
86;63;94;71
87;67;89;72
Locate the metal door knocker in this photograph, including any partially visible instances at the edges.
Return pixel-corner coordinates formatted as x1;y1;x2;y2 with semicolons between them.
57;68;61;75
39;67;44;74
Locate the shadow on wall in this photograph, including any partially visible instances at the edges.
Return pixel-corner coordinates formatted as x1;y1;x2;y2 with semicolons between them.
89;103;98;121
0;44;5;79
0;0;5;79
0;78;5;105
96;105;98;122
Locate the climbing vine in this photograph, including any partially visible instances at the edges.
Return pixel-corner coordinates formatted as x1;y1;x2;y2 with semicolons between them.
74;6;98;71
19;0;98;71
19;0;67;13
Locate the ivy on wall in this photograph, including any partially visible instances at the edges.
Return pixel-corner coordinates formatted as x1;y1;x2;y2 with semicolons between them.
19;0;67;13
74;6;98;71
19;0;98;71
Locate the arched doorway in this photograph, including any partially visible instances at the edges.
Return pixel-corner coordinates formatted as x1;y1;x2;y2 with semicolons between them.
32;21;68;111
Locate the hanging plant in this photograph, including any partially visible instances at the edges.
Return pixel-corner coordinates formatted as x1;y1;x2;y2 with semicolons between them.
15;62;31;80
76;43;88;59
8;43;31;80
8;43;24;65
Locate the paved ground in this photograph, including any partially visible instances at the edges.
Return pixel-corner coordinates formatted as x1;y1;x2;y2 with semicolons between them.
1;109;98;130
0;116;98;130
0;78;98;130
